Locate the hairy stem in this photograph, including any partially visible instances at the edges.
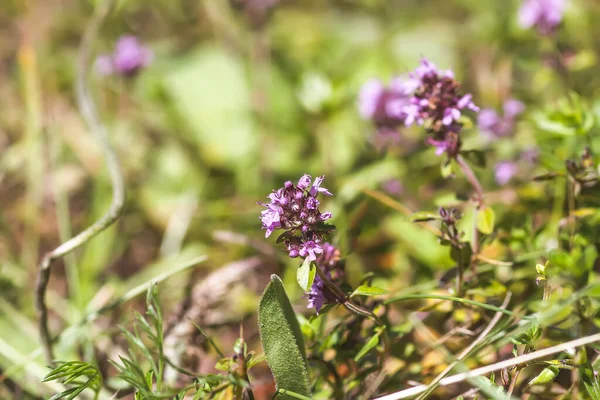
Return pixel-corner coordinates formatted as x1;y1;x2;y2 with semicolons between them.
34;0;124;364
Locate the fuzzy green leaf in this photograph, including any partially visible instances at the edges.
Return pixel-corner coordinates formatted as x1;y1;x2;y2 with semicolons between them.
258;275;311;399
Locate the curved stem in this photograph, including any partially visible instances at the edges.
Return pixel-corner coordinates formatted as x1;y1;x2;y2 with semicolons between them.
34;0;124;364
456;155;484;207
456;154;484;258
385;294;524;319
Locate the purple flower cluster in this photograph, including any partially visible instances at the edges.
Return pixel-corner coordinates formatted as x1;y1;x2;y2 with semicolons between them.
478;99;525;140
403;59;479;156
519;0;565;35
358;59;479;157
259;174;333;260
96;35;153;77
305;243;343;313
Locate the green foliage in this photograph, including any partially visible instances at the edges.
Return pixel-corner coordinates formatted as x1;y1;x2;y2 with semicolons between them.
528;365;559;386
42;361;102;400
297;258;316;291
351;284;389;297
580;359;600;400
110;284;170;398
354;326;385;362
258;275;311;399
476;206;495;235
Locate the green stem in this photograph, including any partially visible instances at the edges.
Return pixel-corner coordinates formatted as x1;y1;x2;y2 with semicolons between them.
385;294;521;318
314;264;391;397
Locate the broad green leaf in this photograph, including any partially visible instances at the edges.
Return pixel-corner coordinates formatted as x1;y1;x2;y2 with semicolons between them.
477;206;495;235
528;366;559;386
258;275;311;399
351;285;389;298
297;258;316;291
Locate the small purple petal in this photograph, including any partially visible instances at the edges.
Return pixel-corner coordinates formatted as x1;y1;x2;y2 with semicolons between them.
319;212;332;221
310;175;333;197
298;174;311;190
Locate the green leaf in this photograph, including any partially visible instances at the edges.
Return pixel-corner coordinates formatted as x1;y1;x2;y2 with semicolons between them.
297;258;316;291
43;361;102;400
441;159;455;178
477;206;495;235
411;211;441;222
351;285;389;298
580;360;600;400
528;366;559;386
451;243;473;270
258;275;311;399
461;150;487;168
354;327;385;362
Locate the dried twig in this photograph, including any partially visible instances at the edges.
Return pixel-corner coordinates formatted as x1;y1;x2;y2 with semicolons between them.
34;0;124;364
373;332;600;400
415;292;512;399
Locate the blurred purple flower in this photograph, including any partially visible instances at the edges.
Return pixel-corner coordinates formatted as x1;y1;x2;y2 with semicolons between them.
400;59;479;156
521;148;539;164
495;161;519;185
478;99;525;140
96;35;153;77
305;243;343;314
403;59;479;129
259;174;333;259
358;78;412;127
381;179;404;196
519;0;565;35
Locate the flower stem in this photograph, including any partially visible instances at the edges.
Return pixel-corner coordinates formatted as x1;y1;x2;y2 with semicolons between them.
456;155;484;207
314;264;391;396
456;154;484;259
